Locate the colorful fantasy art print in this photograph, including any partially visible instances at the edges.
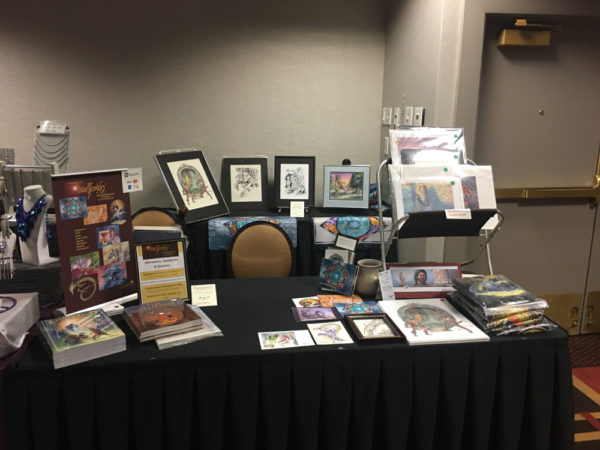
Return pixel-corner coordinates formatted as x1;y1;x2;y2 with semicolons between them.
109;199;127;222
313;216;392;245
378;299;489;345
334;301;382;316
401;180;458;213
258;330;315;350
208;216;297;250
155;150;229;223
319;258;358;297
82;204;108;225
323;165;370;209
387;263;461;299
52;169;136;313
460;176;480;209
59;196;87;220
291;306;338;322
306;321;354;345
317;293;362;307
291;296;321;308
167;158;219;210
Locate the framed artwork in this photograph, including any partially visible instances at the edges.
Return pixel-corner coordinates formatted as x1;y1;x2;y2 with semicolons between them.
345;314;405;343
323;165;370;209
274;156;315;209
386;262;461;298
155;149;229;224
220;157;268;210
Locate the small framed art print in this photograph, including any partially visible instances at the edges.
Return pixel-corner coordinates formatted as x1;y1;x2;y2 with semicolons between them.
345;314;405;343
220;157;268;210
274;156;315;209
323;165;370;209
154;149;229;223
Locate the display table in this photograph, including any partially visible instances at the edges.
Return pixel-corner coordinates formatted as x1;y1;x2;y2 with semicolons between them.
2;276;573;450
184;208;394;279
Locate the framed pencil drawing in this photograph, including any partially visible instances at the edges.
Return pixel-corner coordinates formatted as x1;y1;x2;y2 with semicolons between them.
155;149;229;224
323;165;370;209
345;314;405;343
274;156;315;209
220;157;268;210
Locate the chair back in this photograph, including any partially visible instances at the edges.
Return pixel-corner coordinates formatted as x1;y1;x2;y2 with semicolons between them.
132;207;178;227
228;221;293;278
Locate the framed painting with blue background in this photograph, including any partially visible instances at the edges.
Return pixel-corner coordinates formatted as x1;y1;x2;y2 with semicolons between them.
220;157;268;211
155;149;229;224
323;165;370;209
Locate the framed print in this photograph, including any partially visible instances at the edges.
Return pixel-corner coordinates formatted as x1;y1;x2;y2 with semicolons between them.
155;149;229;224
386;262;461;299
220;157;268;210
274;156;315;208
323;165;370;209
345;314;405;343
134;239;190;304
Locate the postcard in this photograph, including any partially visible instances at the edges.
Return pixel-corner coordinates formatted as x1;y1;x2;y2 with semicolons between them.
306;321;354;345
291;296;321;307
291;307;338;322
258;330;315;350
334;301;382;316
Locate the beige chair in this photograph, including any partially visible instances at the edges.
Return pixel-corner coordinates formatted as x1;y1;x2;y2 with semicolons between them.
131;208;178;227
228;221;293;278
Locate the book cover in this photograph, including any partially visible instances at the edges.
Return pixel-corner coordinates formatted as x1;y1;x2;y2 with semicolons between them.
123;298;202;341
378;298;489;345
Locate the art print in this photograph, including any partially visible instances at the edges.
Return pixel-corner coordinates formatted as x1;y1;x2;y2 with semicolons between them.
334;301;381;316
387;263;461;299
401;181;456;213
83;204;108;225
59;196;87;220
167;158;219;210
258;330;315;350
230;165;261;202
306;321;354;345
109;199;127;222
97;261;127;291
329;171;364;201
69;251;100;279
317;293;362;307
280;163;309;200
291;296;321;308
102;242;130;265
353;317;396;337
291;306;337;322
97;225;120;248
461;176;480;209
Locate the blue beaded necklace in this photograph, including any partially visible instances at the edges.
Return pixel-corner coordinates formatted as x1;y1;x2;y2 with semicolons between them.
15;195;48;241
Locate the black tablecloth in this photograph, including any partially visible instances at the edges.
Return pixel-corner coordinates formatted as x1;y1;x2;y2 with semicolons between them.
185;208;393;279
2;277;573;450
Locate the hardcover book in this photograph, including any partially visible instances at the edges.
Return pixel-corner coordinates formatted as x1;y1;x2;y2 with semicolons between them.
37;308;126;369
123;298;203;342
155;306;222;350
378;298;489;345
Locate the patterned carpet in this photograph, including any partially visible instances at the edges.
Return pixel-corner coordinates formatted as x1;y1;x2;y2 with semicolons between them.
571;334;600;449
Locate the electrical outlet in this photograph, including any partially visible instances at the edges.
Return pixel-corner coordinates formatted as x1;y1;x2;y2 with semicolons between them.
392;107;401;126
381;107;392;125
413;107;425;126
404;106;413;126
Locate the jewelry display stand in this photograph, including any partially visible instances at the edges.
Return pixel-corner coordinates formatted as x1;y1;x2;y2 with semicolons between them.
17;185;58;266
0;215;16;279
376;159;503;270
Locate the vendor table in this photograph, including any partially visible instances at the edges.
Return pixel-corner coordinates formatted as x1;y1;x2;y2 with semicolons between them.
2;277;573;450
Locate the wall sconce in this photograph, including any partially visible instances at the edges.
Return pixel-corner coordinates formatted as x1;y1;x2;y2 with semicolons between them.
497;18;560;48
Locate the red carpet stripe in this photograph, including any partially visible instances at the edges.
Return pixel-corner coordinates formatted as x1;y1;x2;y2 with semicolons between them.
581;412;600;432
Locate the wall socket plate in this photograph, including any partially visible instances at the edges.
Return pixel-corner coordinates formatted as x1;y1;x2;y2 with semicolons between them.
413;107;425;126
382;107;392;125
392;107;401;126
404;106;413;126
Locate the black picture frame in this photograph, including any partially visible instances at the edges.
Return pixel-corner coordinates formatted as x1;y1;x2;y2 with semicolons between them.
274;156;315;209
220;157;268;211
345;313;406;343
155;149;229;224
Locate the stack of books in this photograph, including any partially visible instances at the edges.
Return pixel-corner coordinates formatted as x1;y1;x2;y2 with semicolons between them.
155;305;222;350
123;298;204;343
449;274;555;335
37;308;126;369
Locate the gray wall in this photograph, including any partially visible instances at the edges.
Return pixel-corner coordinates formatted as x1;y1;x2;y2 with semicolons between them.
0;0;386;211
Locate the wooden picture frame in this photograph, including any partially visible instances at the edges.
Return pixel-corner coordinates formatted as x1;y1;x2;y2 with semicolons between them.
323;165;370;209
155;149;229;224
274;156;315;209
220;157;268;210
345;313;405;343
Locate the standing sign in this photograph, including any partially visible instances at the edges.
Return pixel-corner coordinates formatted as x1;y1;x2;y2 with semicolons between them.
52;169;136;313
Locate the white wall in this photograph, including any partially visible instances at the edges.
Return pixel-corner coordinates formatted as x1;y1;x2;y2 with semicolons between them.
0;0;386;210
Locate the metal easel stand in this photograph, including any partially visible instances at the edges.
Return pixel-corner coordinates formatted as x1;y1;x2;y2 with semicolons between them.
376;158;505;272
